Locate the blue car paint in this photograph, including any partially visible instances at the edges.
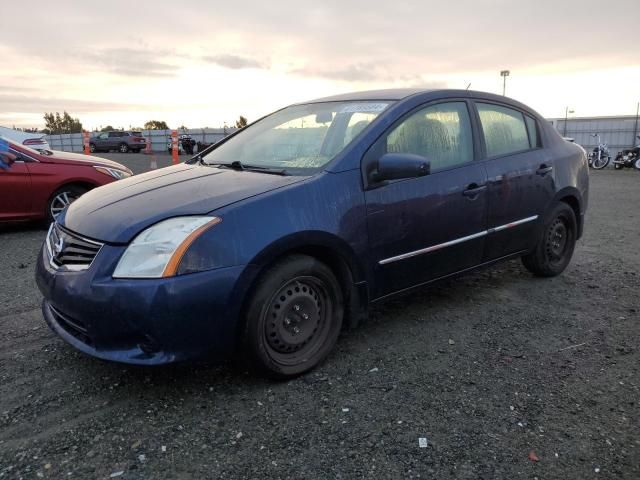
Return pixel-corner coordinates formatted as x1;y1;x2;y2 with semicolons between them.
36;89;589;365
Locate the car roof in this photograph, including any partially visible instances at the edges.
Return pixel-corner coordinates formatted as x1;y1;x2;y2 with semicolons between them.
301;89;543;119
0;126;45;142
304;88;431;103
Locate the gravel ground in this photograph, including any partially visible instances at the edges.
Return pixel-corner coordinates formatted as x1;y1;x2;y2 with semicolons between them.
1;164;639;479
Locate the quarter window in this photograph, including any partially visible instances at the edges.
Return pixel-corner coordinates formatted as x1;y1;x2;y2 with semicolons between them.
477;103;530;157
525;115;540;148
385;102;474;171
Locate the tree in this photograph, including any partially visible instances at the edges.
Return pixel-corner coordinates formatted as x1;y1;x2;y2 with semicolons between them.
43;111;83;134
144;120;170;130
235;116;248;128
101;125;115;132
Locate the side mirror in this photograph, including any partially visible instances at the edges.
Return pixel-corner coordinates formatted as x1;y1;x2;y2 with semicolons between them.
373;153;430;182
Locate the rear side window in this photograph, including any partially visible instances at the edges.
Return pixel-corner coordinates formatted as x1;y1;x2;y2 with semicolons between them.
385;102;474;172
477;103;529;157
524;115;540;148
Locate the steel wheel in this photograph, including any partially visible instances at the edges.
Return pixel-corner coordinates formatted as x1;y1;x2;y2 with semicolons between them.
545;217;569;268
242;254;344;378
522;202;576;277
264;277;331;365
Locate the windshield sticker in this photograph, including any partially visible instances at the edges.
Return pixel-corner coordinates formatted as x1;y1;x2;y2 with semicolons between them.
338;103;389;114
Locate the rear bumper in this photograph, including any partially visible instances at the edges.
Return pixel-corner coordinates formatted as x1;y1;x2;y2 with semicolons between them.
36;242;246;365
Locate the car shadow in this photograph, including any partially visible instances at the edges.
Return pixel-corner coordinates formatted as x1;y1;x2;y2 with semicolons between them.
0;221;47;234
59;258;529;394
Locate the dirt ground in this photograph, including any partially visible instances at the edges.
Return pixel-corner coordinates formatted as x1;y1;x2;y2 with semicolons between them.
1;163;638;479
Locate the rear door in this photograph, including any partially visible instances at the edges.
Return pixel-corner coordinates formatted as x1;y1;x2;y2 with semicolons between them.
474;101;556;259
107;132;121;149
364;100;488;298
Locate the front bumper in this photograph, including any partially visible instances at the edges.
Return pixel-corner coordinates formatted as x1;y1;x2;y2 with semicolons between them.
36;240;246;365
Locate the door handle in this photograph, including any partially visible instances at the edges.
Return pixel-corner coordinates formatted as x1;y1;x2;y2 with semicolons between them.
536;164;553;176
463;183;487;198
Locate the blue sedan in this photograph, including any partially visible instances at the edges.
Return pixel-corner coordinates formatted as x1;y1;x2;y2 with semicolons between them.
36;89;589;378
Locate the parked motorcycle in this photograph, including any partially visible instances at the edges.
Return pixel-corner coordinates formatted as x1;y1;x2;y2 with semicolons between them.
166;134;196;155
613;135;640;171
587;133;611;170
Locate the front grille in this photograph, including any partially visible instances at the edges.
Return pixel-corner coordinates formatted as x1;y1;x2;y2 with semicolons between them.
49;304;92;345
46;223;103;271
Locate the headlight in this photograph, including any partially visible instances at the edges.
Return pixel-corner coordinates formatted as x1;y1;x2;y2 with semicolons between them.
94;165;133;180
113;216;221;278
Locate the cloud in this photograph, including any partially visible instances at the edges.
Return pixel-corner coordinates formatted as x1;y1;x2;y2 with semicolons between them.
0;95;146;114
202;54;267;70
80;47;179;77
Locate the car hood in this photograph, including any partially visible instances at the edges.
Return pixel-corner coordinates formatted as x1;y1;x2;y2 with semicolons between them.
61;163;308;243
45;150;129;171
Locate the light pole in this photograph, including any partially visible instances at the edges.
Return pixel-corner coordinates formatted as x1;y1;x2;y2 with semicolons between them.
563;106;574;137
500;70;510;96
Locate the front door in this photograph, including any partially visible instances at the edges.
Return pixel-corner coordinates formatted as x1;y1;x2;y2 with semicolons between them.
364;101;488;298
0;147;32;220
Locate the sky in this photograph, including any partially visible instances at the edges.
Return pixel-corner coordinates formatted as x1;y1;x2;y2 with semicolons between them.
1;0;638;130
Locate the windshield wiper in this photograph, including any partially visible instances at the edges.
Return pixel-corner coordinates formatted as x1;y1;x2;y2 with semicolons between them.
207;160;287;176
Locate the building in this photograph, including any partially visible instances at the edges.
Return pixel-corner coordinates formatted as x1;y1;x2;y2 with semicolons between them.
548;115;639;155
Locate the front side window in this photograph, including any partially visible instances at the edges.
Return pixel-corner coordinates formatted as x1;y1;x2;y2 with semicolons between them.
384;102;474;171
202;101;392;174
477;103;530;157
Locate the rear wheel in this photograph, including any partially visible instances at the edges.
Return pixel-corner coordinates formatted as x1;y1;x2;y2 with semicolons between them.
241;255;344;379
634;158;640;171
47;185;88;223
118;143;129;153
522;202;577;277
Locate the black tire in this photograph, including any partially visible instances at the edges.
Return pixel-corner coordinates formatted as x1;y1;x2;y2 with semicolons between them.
522;202;577;277
118;143;129;153
241;254;344;379
635;158;640;171
46;185;88;223
89;143;96;153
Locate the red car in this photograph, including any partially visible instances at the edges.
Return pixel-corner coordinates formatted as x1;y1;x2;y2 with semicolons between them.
0;138;133;223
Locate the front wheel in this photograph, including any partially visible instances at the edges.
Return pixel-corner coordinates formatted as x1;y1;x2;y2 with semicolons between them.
89;143;97;153
47;185;88;223
241;255;344;379
522;202;577;277
591;155;610;169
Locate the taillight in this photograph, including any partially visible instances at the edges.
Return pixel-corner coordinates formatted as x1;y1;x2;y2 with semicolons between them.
133;137;145;143
24;138;46;146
